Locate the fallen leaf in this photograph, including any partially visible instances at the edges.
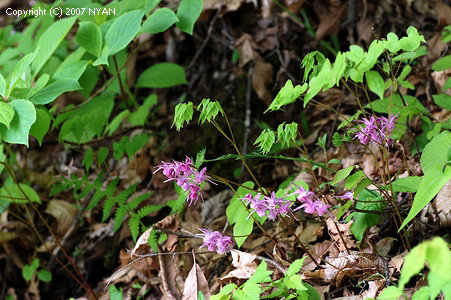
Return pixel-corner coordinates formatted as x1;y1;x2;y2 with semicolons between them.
376;237;397;257
203;0;257;13
156;214;180;252
201;190;233;225
252;57;274;106
235;34;258;67
218;249;257;284
313;0;347;45
182;254;211;300
433;179;451;227
159;254;182;300
326;218;357;252
45;199;77;235
131;227;153;258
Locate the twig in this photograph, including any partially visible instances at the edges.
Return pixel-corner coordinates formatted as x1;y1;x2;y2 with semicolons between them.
255;255;287;273
241;62;254;175
113;56;132;111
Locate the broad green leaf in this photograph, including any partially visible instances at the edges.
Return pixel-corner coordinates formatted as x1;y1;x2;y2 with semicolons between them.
234;215;253;248
284;274;307;291
141;7;179;34
76;21;102;57
386;32;401;53
420;131;451;174
304;59;332;106
93;46;110;66
443;77;451;92
331;52;346;86
53;60;89;81
125;134;148;158
0;99;36;146
22;264;35;281
136;62;188;88
266;80;307;112
399;26;425;52
0;102;14;128
332;166;354;185
97;147;109;167
400;167;451;231
27;74;50;98
176;0;202;35
128;93;157;126
397;65;412;81
432;94;451;110
109;285;123;300
30;78;81;105
145;0;162;14
368;94;428;115
30;108;50;146
378;286;403;300
0;73;5;97
248;261;272;284
106;110;129;136
366;71;385;99
346;45;364;64
37;269;52;283
7;50;37;97
32;17;77;78
105;10;144;55
353;177;372;198
387;176;422;192
226;181;254;225
432;55;451;71
345;170;366;190
233;282;261;300
82;148;93;171
0;183;41;204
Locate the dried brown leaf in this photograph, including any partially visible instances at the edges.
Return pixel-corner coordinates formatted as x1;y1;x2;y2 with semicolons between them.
376;237;397;257
313;0;346;45
45;199;77;235
182;262;211;300
252;58;274;106
326;218;357;252
159;254;181;300
131;227;153;258
156;214;180;252
218;250;257;284
235;34;257;67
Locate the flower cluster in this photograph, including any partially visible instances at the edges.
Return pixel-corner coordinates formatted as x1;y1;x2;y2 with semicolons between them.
199;228;233;254
353;115;397;148
154;157;213;205
242;191;292;220
289;186;330;216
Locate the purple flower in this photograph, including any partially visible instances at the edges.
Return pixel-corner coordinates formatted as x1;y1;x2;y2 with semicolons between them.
199;228;233;254
154;157;214;206
242;192;292;220
336;191;354;202
290;186;331;216
289;186;315;203
353;115;397;148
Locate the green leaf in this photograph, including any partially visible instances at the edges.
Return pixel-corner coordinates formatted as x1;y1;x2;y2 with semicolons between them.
109;285;123;300
0;73;6;97
97;147;109;167
0;102;14;128
129;214;141;242
399;26;425;52
30;78;81;105
387;176;422;193
82;148;93;171
30;108;50;146
332;166;354;185
443;77;451;92
304;59;332;106
432;55;451;71
234;282;261;300
27;74;50;98
386;32;401;53
420;131;451;174
266;80;307;112
22;264;35;281
378;286;403;300
226;181;254;225
37;269;52;282
277;122;298;148
284;274;307;291
286;258;305;276
176;0;202;35
0;183;41;204
32;17;77;77
432;94;451;110
128;94;157;126
368;94;428;115
248;261;272;284
136;62;188;88
366;71;385;99
145;0;162;14
125;134;148;158
254;129;275;154
7;50;37;97
93;46;110;67
173;102;193;131
76;21;102;57
105;10;145;55
353;177;372;198
345;170;366;190
0;99;36;146
400;168;451;231
234;216;253;248
106;110;130;136
141;8;179;34
346;45;365;64
198;99;224;124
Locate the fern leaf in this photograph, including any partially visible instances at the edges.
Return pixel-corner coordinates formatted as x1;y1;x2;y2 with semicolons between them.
137;204;165;218
127;192;153;210
88;189;106;210
113;206;128;233
116;183;138;205
129;213;141;242
148;229;158;252
102;196;116;222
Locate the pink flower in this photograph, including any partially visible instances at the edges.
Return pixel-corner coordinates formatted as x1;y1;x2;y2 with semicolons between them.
289;186;315;203
154;157;214;206
290;186;330;216
336;191;354;202
242;192;292;220
353;115;397;148
199;228;233;254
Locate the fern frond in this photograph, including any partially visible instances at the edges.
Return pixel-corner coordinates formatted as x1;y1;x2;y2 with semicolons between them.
127;192;153;210
114;206;128;233
116;183;138;205
88;189;106;210
137;204;165;218
102;196;116;222
129;213;141;242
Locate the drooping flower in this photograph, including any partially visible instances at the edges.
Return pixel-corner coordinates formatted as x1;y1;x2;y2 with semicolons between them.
242;192;293;220
336;191;354;202
154;157;214;206
290;186;331;216
199;228;233;254
353;115;397;148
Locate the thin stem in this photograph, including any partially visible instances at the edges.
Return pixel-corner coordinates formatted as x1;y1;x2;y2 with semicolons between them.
113;56;132;111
